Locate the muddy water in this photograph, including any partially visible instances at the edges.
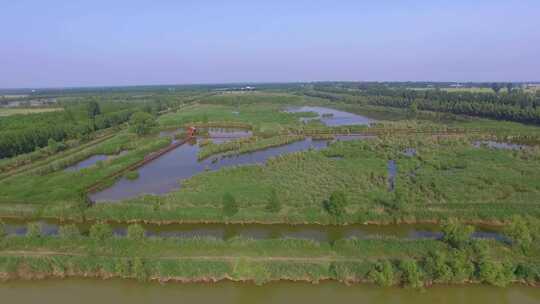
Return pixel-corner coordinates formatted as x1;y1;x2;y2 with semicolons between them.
1;279;539;304
285;106;376;126
1;219;506;242
89;137;329;202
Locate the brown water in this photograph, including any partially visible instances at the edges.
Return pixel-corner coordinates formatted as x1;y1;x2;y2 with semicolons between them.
1;279;539;304
1;219;506;242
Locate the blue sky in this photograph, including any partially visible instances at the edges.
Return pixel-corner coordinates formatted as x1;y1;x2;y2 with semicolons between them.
1;0;539;88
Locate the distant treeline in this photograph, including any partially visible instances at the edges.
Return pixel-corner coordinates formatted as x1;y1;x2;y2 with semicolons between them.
0;96;181;159
307;84;540;124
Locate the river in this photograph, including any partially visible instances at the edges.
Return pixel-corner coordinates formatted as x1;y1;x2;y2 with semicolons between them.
1;279;538;304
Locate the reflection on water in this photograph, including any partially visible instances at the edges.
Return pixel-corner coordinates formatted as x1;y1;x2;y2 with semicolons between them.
1;219;506;242
285;106;376;126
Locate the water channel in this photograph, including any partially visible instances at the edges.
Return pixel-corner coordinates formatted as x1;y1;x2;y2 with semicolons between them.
1;279;538;304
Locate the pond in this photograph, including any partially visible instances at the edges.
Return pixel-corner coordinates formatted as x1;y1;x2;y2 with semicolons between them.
285;106;376;126
1;279;539;304
89;137;329;202
1;219;506;242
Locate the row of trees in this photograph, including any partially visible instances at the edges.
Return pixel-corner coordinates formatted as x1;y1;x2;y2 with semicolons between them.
308;84;540;125
0;99;165;159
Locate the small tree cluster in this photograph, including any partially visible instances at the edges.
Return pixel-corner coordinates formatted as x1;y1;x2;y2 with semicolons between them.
323;190;347;219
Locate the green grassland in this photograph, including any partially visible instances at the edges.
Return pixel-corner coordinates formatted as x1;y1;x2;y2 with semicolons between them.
0;107;64;117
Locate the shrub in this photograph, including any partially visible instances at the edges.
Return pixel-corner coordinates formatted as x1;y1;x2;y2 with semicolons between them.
125;171;140;180
132;258;149;281
222;193;239;217
323;190;347;218
368;260;395;287
265;189;281;213
504;215;533;253
127;224;146;240
130;111;157;135
423;250;452;283
442;218;474;249
399;260;423;288
90;223;113;241
447;249;474;283
59;224;81;239
26;222;42;238
478;259;515;287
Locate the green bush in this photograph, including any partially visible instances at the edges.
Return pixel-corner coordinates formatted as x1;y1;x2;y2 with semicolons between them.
504;215;533;253
423;250;453;283
89;223;113;241
442;218;475;249
478;259;515;287
132;258;149;281
368;260;395;287
127;224;146;240
323;190;347;218
125;171;140;180
399;260;423;288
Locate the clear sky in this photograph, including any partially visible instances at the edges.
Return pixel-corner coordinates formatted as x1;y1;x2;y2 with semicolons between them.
1;0;539;88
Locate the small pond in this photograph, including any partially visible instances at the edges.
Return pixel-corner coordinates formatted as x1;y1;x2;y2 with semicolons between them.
285;106;376;126
89;137;329;202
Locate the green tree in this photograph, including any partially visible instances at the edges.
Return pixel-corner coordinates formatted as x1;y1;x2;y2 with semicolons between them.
368;260;395;287
505;215;533;253
442;218;475;249
87;100;101;130
423;250;452;283
265;189;281;213
127;224;146;240
408;101;418;118
129;111;157;135
132;258;149;282
47;138;59;153
447;249;474;283
323;190;347;218
89;222;113;241
478;259;515;287
222;193;239;217
399;260;423;288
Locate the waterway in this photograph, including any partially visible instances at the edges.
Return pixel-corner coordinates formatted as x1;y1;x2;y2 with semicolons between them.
1;279;538;304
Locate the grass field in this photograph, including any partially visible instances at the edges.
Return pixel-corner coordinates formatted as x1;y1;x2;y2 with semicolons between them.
0;107;63;116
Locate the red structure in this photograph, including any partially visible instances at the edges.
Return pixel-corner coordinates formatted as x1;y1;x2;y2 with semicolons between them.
187;126;197;137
